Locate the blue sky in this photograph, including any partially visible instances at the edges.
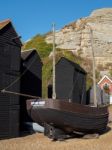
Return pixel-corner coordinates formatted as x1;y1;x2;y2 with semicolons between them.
0;0;112;42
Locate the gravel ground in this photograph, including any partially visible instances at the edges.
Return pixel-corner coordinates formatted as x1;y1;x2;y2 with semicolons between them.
0;106;112;150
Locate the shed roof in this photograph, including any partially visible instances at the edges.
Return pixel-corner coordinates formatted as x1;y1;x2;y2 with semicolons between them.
21;49;43;64
0;19;22;46
56;57;86;74
0;19;11;30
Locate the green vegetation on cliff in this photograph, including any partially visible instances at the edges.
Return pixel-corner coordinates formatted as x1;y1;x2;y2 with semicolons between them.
23;34;53;58
23;34;93;98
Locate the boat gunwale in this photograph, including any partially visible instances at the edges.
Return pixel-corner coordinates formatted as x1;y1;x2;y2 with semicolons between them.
27;99;108;116
45;99;108;115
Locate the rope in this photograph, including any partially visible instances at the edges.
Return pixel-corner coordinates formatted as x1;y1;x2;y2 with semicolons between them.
80;76;86;104
68;71;79;102
0;53;41;99
1;54;37;92
1;89;40;99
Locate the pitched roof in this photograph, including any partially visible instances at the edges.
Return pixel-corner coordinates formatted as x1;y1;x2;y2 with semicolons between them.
0;19;11;30
21;49;43;64
21;49;35;60
98;75;112;84
56;57;86;74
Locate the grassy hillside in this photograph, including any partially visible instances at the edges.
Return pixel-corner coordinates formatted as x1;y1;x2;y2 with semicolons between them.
23;34;93;98
23;34;53;58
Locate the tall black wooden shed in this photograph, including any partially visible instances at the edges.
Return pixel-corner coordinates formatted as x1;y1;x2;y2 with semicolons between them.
0;19;22;71
56;57;87;104
0;19;22;139
20;49;43;127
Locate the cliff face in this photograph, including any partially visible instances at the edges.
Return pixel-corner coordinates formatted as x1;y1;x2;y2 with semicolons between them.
45;8;112;66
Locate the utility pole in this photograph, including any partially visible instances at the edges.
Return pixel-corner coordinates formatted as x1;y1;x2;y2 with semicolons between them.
87;24;97;107
52;23;56;100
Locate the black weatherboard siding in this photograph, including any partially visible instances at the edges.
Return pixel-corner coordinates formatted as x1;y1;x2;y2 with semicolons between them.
56;57;87;104
0;19;22;139
20;49;43;128
0;71;20;106
0;20;21;71
21;49;42;97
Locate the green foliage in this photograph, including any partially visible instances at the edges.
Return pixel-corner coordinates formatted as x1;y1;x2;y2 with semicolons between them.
23;34;95;97
86;75;92;90
95;70;100;81
42;58;52;98
55;50;83;65
103;84;110;94
42;50;84;98
23;34;52;58
109;69;112;77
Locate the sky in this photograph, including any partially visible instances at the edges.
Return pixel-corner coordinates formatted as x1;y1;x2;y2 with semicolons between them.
0;0;112;42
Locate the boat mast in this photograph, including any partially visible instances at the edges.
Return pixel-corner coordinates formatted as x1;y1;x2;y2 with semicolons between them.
52;23;56;100
88;25;97;107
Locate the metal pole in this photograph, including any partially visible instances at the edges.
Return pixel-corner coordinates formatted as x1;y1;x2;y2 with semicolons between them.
89;26;97;107
52;23;56;99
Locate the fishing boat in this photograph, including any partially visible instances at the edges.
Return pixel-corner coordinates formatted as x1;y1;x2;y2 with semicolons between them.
26;23;109;139
27;99;108;133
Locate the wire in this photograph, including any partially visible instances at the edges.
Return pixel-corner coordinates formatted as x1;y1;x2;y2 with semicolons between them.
1;54;38;92
0;53;41;99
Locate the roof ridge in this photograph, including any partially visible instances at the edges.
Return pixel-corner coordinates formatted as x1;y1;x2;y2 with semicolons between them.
21;49;36;53
98;75;112;84
0;19;11;30
57;57;86;73
0;19;10;24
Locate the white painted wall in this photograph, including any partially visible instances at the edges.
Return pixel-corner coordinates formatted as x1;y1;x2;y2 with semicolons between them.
110;95;112;104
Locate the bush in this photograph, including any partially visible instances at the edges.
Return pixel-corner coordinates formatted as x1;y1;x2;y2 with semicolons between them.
23;34;52;58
